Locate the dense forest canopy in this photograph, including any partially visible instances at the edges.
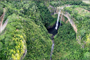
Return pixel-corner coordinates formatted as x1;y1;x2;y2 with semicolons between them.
0;0;90;60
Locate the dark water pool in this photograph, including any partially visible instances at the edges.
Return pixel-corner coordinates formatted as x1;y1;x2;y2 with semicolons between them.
47;22;62;60
47;22;62;36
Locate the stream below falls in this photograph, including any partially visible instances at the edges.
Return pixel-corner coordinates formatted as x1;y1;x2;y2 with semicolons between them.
47;22;62;60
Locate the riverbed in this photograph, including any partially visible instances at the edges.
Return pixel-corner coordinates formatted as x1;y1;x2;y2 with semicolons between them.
47;22;62;60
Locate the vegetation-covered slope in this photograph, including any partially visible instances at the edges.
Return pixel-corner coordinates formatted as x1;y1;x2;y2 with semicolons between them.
64;6;90;47
0;1;52;60
53;23;82;60
50;0;82;7
52;5;90;60
0;0;90;60
23;16;52;60
0;14;27;60
53;22;90;60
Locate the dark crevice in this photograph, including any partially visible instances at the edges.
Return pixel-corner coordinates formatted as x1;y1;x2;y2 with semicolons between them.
47;22;62;36
47;21;62;60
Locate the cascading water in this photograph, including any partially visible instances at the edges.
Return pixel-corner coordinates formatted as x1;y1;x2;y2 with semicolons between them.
47;11;62;60
50;35;54;60
49;22;62;60
55;10;61;30
48;5;71;60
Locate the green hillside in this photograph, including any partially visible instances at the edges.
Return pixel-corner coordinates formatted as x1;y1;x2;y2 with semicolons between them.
52;4;90;60
0;1;52;60
0;0;90;60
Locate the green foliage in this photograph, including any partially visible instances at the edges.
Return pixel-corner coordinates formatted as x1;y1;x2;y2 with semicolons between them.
64;7;72;14
50;0;82;7
1;1;55;28
0;1;52;60
0;5;3;16
52;23;86;60
60;5;90;60
0;14;27;60
83;52;90;60
80;2;90;6
76;15;83;20
23;19;52;60
50;1;64;7
35;1;55;28
0;0;90;60
0;42;3;51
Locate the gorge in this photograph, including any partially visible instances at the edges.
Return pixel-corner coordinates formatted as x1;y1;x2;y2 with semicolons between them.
0;0;90;60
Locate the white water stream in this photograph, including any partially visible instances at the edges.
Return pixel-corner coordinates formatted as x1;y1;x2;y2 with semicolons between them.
55;10;61;30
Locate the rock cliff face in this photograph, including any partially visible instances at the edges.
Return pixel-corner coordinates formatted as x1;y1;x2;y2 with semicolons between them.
0;8;8;34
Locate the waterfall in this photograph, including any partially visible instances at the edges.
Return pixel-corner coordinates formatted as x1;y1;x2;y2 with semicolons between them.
50;36;54;60
55;10;61;30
